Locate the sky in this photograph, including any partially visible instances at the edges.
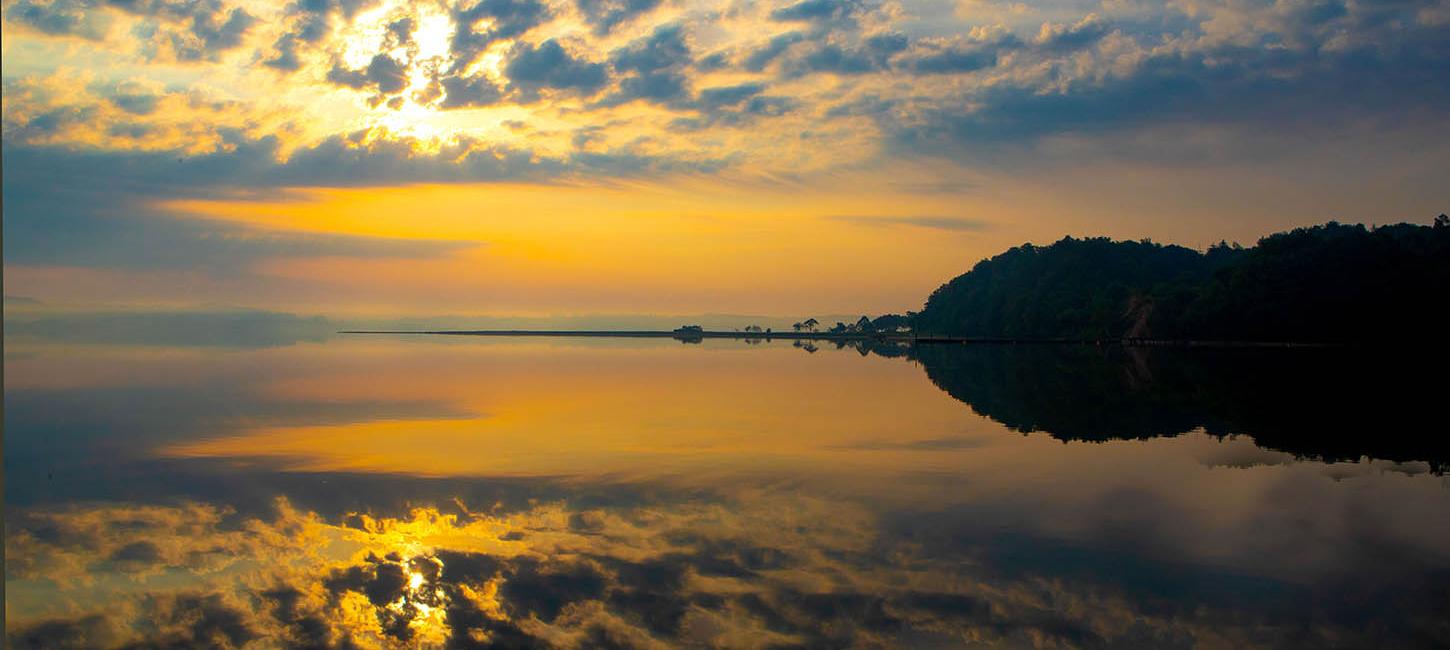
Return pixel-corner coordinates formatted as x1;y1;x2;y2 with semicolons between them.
3;0;1448;319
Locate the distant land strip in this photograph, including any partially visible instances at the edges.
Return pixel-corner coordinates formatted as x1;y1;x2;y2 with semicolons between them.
336;330;1333;347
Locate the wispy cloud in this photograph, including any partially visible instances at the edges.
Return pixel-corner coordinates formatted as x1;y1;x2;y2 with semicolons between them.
826;215;991;232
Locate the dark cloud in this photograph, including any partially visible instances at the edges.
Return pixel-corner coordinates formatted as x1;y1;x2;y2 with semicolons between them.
2;123;719;203
696;82;766;108
885;11;1450;156
328;53;408;94
505;39;610;97
783;40;886;75
674;83;795;130
439;73;505;108
449;0;552;74
17;0;260;61
385;15;413;45
262;0;378;72
743;31;805;71
108;91;161;115
186;6;256;53
603;24;693;105
899;34;1015;74
264;33;304;70
7;615;119;650
611;23;690;73
576;0;661;35
769;0;868;25
6;0;109;39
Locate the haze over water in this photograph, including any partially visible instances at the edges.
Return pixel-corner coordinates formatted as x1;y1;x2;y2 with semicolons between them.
6;330;1448;648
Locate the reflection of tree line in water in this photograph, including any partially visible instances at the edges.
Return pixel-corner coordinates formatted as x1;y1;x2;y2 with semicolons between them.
804;339;1449;471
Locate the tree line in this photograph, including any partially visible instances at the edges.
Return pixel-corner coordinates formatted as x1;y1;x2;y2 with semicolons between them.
905;218;1450;342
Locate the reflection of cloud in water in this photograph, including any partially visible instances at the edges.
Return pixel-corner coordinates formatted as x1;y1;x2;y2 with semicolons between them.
9;492;1450;648
8;338;1450;647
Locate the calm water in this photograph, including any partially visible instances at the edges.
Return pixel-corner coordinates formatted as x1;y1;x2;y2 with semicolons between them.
5;330;1450;648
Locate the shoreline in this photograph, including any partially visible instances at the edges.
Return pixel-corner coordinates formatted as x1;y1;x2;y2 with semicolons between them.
336;330;1338;347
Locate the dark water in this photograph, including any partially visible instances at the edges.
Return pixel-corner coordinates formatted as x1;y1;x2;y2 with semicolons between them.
5;330;1449;648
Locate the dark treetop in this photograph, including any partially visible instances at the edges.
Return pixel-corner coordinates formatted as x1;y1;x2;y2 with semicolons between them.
908;219;1450;342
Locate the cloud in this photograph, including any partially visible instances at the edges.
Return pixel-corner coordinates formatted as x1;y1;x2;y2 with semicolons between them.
5;0;110;39
2;170;473;273
505;39;610;98
827;215;991;231
2;0;1449;217
742;31;806;71
605;23;693;105
327;52;410;95
1033;13;1111;52
576;0;661;35
770;0;870;26
439;73;505;108
449;0;553;74
5;0;260;61
9;493;1446;649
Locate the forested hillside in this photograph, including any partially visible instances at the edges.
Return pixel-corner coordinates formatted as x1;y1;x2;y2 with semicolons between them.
910;219;1450;342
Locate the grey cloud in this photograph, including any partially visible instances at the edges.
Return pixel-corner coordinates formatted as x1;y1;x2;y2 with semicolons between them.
602;24;693;105
263;0;379;72
327;54;407;95
449;0;551;74
263;33;303;70
675;89;795;130
439;73;505;108
611;23;690;74
188;6;255;52
743;31;805;71
899;34;1017;74
881;2;1450;157
576;0;660;35
783;41;885;75
770;0;868;25
6;0;110;39
11;105;97;137
696;82;766;108
385;15;412;46
1;126;724;228
505;39;609;97
7;0;256;58
752;30;904;76
616;71;687;102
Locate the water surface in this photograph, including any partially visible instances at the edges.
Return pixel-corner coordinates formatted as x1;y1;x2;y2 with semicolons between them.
6;331;1449;648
